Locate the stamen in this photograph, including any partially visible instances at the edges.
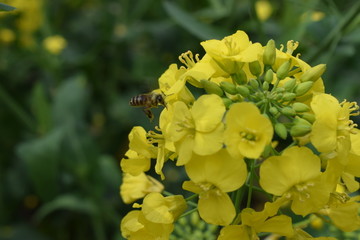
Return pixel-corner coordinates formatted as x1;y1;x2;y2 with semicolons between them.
286;40;299;55
179;51;198;68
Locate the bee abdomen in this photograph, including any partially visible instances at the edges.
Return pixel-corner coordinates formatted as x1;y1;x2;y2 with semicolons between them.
129;95;147;106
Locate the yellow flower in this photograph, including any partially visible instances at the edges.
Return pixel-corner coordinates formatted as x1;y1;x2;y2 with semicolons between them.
158;63;194;105
310;93;359;163
224;102;273;159
255;0;273;21
121;210;174;239
120;127;157;175
182;149;247;225
319;193;360;232
120;173;164;204
0;29;15;44
260;146;331;216
218;200;293;240
138;192;187;224
43;35;67;55
200;30;263;73
120;149;151;176
168;94;225;165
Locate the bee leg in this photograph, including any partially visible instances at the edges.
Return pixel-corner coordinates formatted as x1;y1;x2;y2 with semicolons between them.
143;108;154;122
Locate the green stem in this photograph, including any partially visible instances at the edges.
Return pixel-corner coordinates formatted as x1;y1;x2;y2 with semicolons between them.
163;190;173;196
246;159;256;208
185;194;198;202
179;207;198;219
0;83;35;132
234;185;246;214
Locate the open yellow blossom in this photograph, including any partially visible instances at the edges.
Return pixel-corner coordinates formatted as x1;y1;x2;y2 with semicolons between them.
260;146;331;216
319;194;360;232
168;94;225;165
224;102;273;159
182;149;247;225
201;30;263;73
121;210;174;239
310;93;359;163
120;173;164;204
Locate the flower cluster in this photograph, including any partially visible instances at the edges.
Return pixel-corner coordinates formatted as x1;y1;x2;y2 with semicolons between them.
120;30;360;239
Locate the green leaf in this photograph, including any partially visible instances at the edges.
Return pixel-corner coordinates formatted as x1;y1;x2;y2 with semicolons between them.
30;83;52;134
163;1;229;40
16;129;64;201
0;2;16;11
53;74;89;126
34;194;98;222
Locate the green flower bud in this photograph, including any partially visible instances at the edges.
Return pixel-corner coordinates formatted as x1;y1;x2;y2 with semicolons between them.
190;211;200;226
301;112;315;123
282;92;296;101
264;69;274;83
295;81;313;96
275;93;283;100
275;122;288;139
281;106;296;116
201;80;223;96
276;60;291;80
263;39;276;66
222;97;233;108
275;87;285;93
262;81;269;91
292;102;310;112
283;78;297;91
236;85;250;97
290;118;312;137
249;79;259;89
269;106;278;115
300;64;326;82
232;69;247;85
220;81;237;95
249;61;262;77
290;124;311;137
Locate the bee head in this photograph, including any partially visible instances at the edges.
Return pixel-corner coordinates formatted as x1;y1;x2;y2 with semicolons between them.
156;94;165;105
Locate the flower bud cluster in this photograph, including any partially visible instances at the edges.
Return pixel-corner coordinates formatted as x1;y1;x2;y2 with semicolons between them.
120;30;360;239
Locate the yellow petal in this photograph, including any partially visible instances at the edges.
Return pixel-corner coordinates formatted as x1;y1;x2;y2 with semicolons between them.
218;225;250;240
260;146;321;196
141;193;187;224
191;94;225;132
198;189;235;226
185;149;247;192
254;215;294;237
193;123;224;156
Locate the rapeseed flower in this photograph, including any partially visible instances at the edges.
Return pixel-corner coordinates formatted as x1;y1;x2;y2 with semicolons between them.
120;30;360;239
168;94;225;165
183;149;247;225
224;102;273;159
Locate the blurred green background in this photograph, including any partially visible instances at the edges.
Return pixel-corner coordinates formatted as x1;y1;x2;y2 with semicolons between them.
0;0;359;239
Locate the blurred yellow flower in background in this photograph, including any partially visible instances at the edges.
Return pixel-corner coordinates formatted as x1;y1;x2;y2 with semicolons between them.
0;28;15;44
42;35;67;55
255;0;273;21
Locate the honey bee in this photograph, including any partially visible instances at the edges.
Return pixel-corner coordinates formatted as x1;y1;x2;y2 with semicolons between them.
129;91;166;121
